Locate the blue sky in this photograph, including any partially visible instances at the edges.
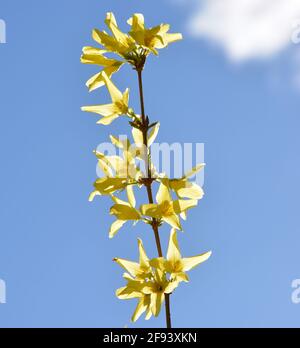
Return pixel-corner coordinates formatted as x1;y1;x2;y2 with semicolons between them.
0;0;300;328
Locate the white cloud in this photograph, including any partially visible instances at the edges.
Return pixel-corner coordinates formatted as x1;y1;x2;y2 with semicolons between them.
291;50;300;89
188;0;300;61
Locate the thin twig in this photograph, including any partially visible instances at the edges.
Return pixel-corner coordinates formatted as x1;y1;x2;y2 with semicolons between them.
136;68;172;329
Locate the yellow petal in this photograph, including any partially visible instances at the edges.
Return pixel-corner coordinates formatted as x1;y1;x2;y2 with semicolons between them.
162;213;182;230
110;194;129;206
122;272;135;281
167;229;182;262
109;220;127;238
184;163;205;179
154;268;165;283
123;148;134;165
164;280;180;294
173;272;189;283
100;155;123;174
80;47;110;65
116;161;139;179
95;153;116;177
138;239;149;269
181;251;212;272
126;185;136;208
154;26;182;49
148;122;160;146
110;135;130;149
101;72;123;102
116;283;143;300
149;257;168;271
94;177;127;195
131;296;148;322
105;12;134;48
88;190;101;202
139;282;156;295
86;72;106;91
156;182;172;204
81;46;107;56
122;88;130;106
86;63;123;92
116;286;129;299
94;151;114;168
145;25;165;47
162;33;183;46
172;199;198;214
127;13;145;30
170;180;204;200
140;203;162;218
97;114;120;125
128;14;147;46
110;204;141;220
81;103;118;117
92;29;122;53
98;159;113;177
114;258;141;277
92;28;109;46
132;127;144;146
128;144;146;162
178;183;204;200
145;304;152;320
150;292;164;317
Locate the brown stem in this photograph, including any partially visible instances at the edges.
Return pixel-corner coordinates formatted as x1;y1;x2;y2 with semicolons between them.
165;294;172;328
136;68;172;329
137;70;146;125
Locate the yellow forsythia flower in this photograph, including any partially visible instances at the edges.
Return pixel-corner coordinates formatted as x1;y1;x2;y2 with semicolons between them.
109;186;141;238
80;46;123;92
116;274;153;322
89;177;128;200
127;13;183;55
140;182;198;230
161;163;205;200
114;239;152;280
93;12;136;57
115;239;179;321
80;12;182;92
81;72;130;125
150;229;212;282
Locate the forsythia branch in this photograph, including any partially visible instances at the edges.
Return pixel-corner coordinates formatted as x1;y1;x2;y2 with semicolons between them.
81;11;211;328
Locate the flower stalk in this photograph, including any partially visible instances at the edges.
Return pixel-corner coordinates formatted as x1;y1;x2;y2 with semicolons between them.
136;67;170;326
81;12;211;328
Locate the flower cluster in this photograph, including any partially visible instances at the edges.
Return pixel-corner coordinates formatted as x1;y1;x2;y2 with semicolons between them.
81;12;211;326
114;230;211;322
81;12;182;92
